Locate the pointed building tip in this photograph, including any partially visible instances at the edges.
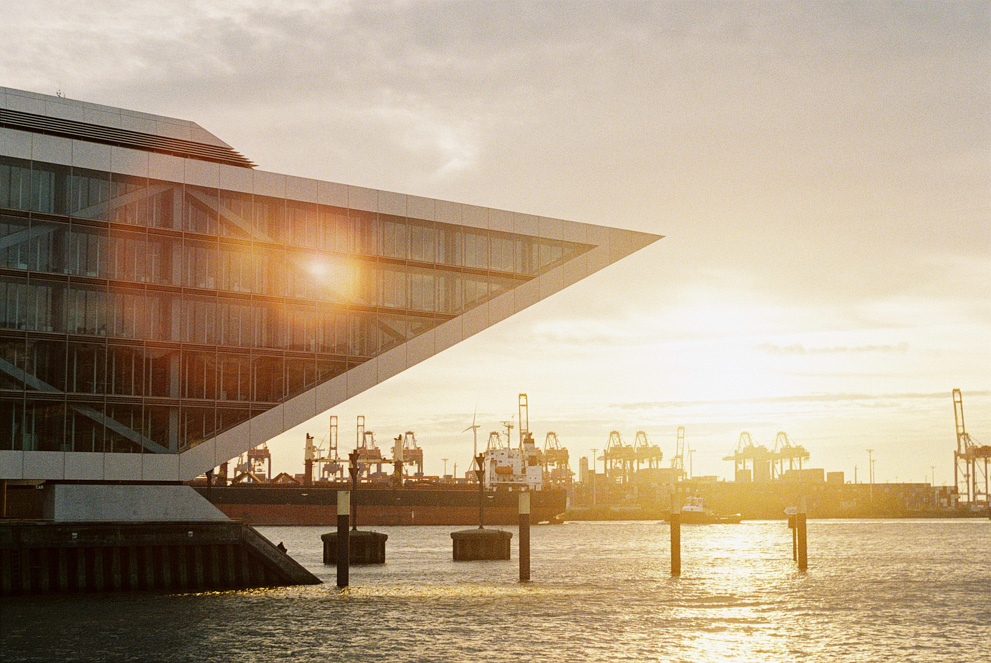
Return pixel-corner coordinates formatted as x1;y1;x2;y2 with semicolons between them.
602;226;664;264
630;231;664;251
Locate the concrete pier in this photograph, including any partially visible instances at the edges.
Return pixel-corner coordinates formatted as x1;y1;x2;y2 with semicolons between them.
450;528;512;561
0;520;320;596
321;530;388;565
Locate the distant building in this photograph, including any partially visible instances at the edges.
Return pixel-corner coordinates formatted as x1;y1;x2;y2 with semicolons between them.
0;88;658;517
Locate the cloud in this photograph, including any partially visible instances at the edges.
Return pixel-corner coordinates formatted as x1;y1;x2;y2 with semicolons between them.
758;342;911;356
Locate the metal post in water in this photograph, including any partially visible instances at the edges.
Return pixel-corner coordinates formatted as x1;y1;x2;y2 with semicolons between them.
519;492;531;582
797;497;808;571
349;450;360;532
670;490;681;576
337;491;350;588
791;516;797;561
474;453;485;529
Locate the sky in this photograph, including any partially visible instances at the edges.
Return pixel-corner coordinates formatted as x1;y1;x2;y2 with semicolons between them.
3;1;988;485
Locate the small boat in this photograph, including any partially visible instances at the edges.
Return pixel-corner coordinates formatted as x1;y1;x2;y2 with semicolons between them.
666;495;743;524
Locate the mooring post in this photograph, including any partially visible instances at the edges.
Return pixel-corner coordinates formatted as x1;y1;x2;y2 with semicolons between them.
788;513;797;561
475;453;485;529
797;496;808;571
519;492;531;582
349;450;360;531
337;491;350;588
670;490;681;576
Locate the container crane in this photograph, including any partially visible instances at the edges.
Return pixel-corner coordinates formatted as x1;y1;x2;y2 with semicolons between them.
633;431;663;471
723;432;772;482
320;415;343;480
354;415;386;478
771;432;810;479
400;431;424;476
953;389;991;506
518;393;529;448
604;431;636;484
543;432;572;486
671;426;686;479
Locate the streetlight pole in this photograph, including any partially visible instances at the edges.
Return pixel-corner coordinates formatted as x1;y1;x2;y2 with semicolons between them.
590;448;598;506
931;465;937;509
866;449;874;504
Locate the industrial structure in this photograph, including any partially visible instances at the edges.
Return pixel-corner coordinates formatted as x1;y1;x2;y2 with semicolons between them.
542;432;571;486
670;426;686;480
478;394;571;491
0;87;657;525
953;389;990;507
723;432;810;482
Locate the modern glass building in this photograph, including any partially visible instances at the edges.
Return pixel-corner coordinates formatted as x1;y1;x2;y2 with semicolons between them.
0;87;659;485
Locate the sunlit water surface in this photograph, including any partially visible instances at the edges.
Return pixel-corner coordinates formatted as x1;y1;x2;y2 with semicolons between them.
2;520;988;662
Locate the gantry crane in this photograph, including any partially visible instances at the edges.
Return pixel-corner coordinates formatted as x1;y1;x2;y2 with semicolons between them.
771;432;810;479
633;431;663;471
671;426;686;479
954;389;991;506
354;415;386;478
400;431;424;476
518;393;529;448
542;432;572;486
487;430;509;451
319;415;344;480
604;431;636;484
307;415;344;482
723;432;773;482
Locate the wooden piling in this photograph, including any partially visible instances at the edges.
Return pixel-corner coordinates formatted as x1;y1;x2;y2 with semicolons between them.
519;492;531;582
797;498;808;571
337;490;350;588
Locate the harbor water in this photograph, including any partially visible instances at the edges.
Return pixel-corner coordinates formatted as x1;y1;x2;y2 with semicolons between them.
2;519;988;662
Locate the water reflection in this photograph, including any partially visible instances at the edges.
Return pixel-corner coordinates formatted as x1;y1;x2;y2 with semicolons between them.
2;520;987;662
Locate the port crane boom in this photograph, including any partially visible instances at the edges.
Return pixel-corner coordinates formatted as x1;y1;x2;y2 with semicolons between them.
953;389;991;506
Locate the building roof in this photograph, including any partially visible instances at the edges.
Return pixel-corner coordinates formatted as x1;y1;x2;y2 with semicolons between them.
0;88;254;168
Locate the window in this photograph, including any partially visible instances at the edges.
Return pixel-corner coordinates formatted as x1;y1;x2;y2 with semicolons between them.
0;215;31;269
380;214;408;259
0;157;32;211
184;185;219;235
408;221;436;263
110;174;150;226
68;167;111;220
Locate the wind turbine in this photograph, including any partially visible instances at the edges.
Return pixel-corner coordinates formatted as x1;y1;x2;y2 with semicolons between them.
462;409;481;457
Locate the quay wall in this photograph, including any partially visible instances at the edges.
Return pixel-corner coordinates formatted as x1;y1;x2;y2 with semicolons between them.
0;520;319;596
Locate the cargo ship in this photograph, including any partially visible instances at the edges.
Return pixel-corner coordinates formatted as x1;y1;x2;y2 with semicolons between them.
193;483;567;526
194;406;572;526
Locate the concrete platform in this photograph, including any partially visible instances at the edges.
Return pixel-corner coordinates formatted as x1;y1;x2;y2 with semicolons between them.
321;530;388;565
451;528;512;561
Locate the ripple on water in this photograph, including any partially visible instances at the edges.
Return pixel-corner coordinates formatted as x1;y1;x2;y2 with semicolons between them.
1;520;988;662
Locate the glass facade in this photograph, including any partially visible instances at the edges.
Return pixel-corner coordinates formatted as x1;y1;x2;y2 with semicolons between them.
0;155;591;454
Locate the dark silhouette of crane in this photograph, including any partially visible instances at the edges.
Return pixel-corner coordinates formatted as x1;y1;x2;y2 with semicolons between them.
954;389;990;506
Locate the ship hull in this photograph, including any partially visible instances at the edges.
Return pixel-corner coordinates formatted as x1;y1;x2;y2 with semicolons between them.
194;485;567;526
664;511;744;525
